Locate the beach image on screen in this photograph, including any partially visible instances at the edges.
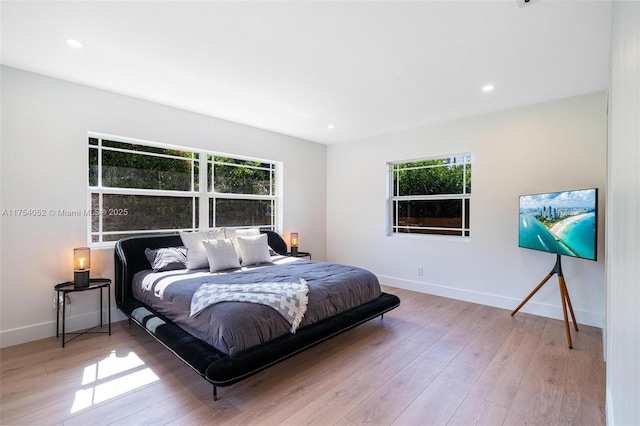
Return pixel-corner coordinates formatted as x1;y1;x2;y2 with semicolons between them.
519;189;597;260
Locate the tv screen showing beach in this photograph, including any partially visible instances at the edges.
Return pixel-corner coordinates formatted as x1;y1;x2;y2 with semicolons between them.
519;188;597;261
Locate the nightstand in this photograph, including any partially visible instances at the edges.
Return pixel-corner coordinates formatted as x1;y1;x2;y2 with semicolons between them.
286;251;311;260
55;278;111;347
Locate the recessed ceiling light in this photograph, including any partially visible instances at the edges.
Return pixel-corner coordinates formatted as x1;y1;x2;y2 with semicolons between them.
327;124;335;130
482;84;495;93
65;39;83;48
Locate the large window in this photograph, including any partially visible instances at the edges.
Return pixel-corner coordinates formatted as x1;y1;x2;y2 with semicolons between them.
88;133;280;246
388;154;471;237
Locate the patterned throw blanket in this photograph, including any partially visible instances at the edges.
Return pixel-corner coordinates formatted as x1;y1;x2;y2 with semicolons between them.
190;279;309;333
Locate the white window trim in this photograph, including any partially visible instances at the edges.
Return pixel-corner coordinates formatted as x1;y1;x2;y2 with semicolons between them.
387;153;471;238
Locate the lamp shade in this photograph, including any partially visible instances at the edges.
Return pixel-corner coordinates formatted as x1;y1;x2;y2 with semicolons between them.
290;233;299;256
74;247;90;271
73;247;90;287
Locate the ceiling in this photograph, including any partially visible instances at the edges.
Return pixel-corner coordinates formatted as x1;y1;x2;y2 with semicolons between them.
1;1;612;144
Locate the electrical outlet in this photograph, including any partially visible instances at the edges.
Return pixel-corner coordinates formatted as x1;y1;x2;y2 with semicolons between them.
417;266;423;276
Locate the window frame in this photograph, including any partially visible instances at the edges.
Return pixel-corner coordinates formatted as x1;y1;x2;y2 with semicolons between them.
387;153;472;238
88;132;282;247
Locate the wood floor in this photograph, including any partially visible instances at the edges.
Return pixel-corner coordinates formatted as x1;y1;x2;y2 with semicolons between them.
0;286;606;425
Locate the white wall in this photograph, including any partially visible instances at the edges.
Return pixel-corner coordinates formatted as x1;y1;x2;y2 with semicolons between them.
0;66;327;347
327;91;606;327
606;2;640;425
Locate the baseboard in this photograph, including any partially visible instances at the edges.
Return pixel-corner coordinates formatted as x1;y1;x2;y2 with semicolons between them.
0;308;127;348
378;275;603;328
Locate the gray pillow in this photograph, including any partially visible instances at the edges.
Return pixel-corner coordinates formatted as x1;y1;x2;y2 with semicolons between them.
144;247;187;272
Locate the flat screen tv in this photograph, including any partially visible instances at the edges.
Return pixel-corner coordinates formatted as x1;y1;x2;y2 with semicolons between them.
519;188;597;261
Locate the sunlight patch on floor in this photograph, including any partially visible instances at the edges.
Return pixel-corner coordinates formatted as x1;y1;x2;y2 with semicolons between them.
71;350;159;413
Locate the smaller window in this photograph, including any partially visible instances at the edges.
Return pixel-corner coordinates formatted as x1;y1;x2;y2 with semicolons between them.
388;154;471;237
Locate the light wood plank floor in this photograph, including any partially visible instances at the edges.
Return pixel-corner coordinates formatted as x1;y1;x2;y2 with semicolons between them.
0;286;605;425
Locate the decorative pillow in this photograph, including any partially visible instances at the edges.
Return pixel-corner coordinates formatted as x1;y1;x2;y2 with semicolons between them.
236;233;272;266
179;229;225;269
144;247;187;272
202;239;241;272
225;228;261;261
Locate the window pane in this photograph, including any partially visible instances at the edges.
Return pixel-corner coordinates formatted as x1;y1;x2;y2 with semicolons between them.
464;198;470;232
102;150;195;191
394;199;463;229
213;162;272;195
393;170;399;197
465;164;472;194
211;198;273;227
91;193;99;233
89;147;98;187
207;159;213;192
396;164;464;196
101;194;196;232
193;156;200;192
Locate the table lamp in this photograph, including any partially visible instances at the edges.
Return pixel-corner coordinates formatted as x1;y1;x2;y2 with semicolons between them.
73;247;90;288
290;233;299;256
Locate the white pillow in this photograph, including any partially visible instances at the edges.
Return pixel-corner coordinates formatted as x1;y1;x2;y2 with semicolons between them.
179;229;225;269
236;234;272;266
225;228;260;261
202;239;241;272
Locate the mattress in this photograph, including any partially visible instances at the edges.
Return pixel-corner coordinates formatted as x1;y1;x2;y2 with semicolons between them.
132;257;382;355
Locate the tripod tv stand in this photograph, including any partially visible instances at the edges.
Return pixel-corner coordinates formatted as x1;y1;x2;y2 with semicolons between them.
511;254;578;348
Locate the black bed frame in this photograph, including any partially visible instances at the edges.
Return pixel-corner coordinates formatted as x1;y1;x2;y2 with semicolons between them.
114;232;401;400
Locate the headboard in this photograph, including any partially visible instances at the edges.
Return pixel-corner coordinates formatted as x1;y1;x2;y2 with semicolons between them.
114;234;182;306
114;230;288;306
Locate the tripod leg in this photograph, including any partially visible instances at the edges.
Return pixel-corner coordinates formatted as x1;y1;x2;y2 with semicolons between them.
559;277;579;331
511;274;554;316
559;278;573;349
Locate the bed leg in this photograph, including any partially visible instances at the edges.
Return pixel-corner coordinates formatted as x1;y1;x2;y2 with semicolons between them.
381;313;384;320
213;385;218;401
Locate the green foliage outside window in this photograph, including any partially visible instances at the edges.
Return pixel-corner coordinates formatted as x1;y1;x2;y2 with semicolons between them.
209;156;274;195
90;139;197;191
393;157;471;196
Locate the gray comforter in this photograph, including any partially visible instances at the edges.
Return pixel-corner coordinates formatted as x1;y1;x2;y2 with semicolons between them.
133;259;382;355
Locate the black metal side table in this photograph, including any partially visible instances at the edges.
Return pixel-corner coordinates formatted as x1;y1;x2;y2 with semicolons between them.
286;251;311;260
55;278;111;347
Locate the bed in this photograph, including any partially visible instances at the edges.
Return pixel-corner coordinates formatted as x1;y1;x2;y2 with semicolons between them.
114;230;400;400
